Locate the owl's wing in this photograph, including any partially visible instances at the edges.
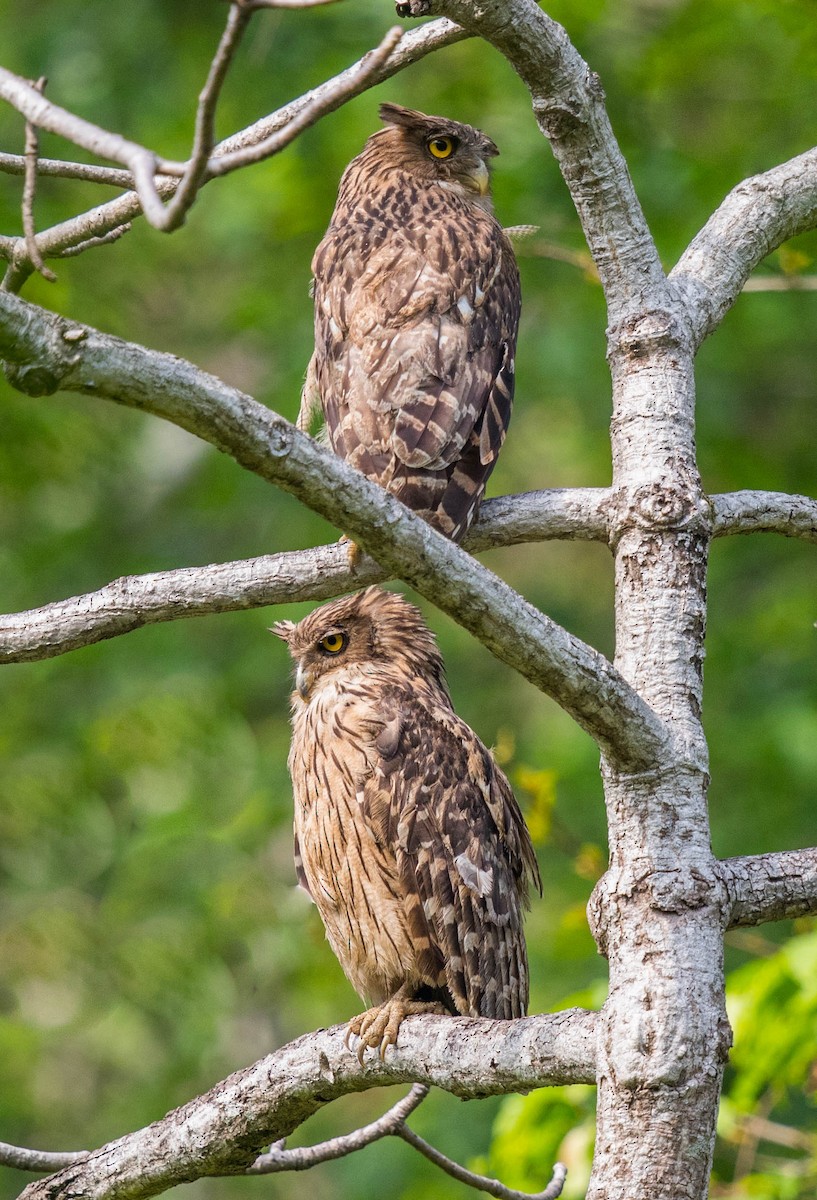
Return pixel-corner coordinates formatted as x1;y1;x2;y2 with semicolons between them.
362;691;540;1020
312;199;520;492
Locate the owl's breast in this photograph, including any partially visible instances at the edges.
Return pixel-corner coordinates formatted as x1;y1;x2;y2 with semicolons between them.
288;683;432;1003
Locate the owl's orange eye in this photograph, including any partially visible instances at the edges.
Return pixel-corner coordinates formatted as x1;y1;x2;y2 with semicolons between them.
318;632;348;655
427;135;455;159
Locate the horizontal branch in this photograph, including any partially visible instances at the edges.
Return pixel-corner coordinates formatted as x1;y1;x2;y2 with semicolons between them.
0;1145;87;1173
712;491;817;543
0;151;137;187
0;291;669;772
670;146;817;349
0;489;611;664
721;847;817;929
17;1011;597;1200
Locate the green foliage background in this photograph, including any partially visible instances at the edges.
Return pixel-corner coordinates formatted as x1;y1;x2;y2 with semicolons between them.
0;2;814;1197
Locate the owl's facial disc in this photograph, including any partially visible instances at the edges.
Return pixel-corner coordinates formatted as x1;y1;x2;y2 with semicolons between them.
295;661;313;700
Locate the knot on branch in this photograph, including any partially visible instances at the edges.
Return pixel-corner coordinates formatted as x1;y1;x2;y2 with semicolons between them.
588;858;732;956
632;482;711;533
395;0;433;16
3;359;65;396
607;482;712;548
266;426;292;458
532;95;586;142
608;308;687;361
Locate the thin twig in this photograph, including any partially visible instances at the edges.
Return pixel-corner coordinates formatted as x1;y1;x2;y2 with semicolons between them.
249;1084;429;1171
743;274;817;291
20;76;56;283
0;151;139;187
206;24;404;176
241;0;346;7
0;1141;88;1172
58;224;132;256
397;1126;567;1200
144;2;255;230
250;1082;567;1200
0;18;464;288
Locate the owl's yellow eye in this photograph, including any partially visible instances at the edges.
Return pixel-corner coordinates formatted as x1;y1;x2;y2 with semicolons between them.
427;135;455;160
318;632;348;655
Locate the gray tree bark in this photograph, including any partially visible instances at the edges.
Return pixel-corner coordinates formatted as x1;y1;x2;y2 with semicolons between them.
1;3;816;1199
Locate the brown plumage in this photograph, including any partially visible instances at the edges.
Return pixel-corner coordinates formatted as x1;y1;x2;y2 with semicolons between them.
272;587;540;1056
300;103;521;541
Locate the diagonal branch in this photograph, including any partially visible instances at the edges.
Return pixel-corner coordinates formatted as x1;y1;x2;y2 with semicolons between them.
0;290;669;772
0;489;611;665
249;1084;430;1172
0;17;403;237
420;0;669;323
712;490;817;543
721;847;817;929
250;1080;567;1200
396;1126;567;1200
670;146;817;349
0;17;466;287
16;1011;597;1200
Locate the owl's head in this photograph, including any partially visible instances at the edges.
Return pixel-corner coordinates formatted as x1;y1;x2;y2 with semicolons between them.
271;586;448;702
370;103;499;211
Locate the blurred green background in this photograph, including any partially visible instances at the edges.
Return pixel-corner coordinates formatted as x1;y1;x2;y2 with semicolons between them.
0;2;815;1197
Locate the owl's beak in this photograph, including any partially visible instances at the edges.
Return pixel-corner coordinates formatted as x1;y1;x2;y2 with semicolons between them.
464;159;490;196
295;662;312;700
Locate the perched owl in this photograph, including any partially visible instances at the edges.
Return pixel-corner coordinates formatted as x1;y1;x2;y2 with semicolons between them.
272;587;540;1057
299;103;521;541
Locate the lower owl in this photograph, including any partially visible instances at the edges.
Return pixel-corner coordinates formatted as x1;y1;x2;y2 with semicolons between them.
272;586;541;1056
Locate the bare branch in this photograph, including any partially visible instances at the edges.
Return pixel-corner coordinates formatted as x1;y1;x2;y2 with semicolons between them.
0;1144;87;1173
20;76;57;283
139;1;256;231
16;1011;597;1200
0;152;136;187
425;0;668;323
0;17;464;287
0;489;611;665
397;1126;567;1200
249;1084;429;1171
57;224;132;256
241;0;346;7
712;491;817;543
0;290;670;773
743;274;817;292
670;146;817;349
722;848;817;929
205;25;404;177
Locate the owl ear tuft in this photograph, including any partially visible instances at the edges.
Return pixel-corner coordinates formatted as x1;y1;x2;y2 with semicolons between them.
269;620;296;642
378;102;424;130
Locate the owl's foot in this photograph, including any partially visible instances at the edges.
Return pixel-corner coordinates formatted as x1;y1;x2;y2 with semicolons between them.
346;990;447;1063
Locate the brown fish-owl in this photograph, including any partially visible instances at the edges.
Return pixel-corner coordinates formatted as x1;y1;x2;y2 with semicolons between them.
299;103;521;541
273;587;540;1056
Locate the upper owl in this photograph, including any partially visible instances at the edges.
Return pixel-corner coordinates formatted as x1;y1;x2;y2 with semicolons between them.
299;103;522;542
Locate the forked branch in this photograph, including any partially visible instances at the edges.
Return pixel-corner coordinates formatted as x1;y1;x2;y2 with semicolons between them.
0;16;466;288
671;146;817;348
15;1012;596;1200
0;489;612;664
250;1083;567;1200
0;290;670;773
